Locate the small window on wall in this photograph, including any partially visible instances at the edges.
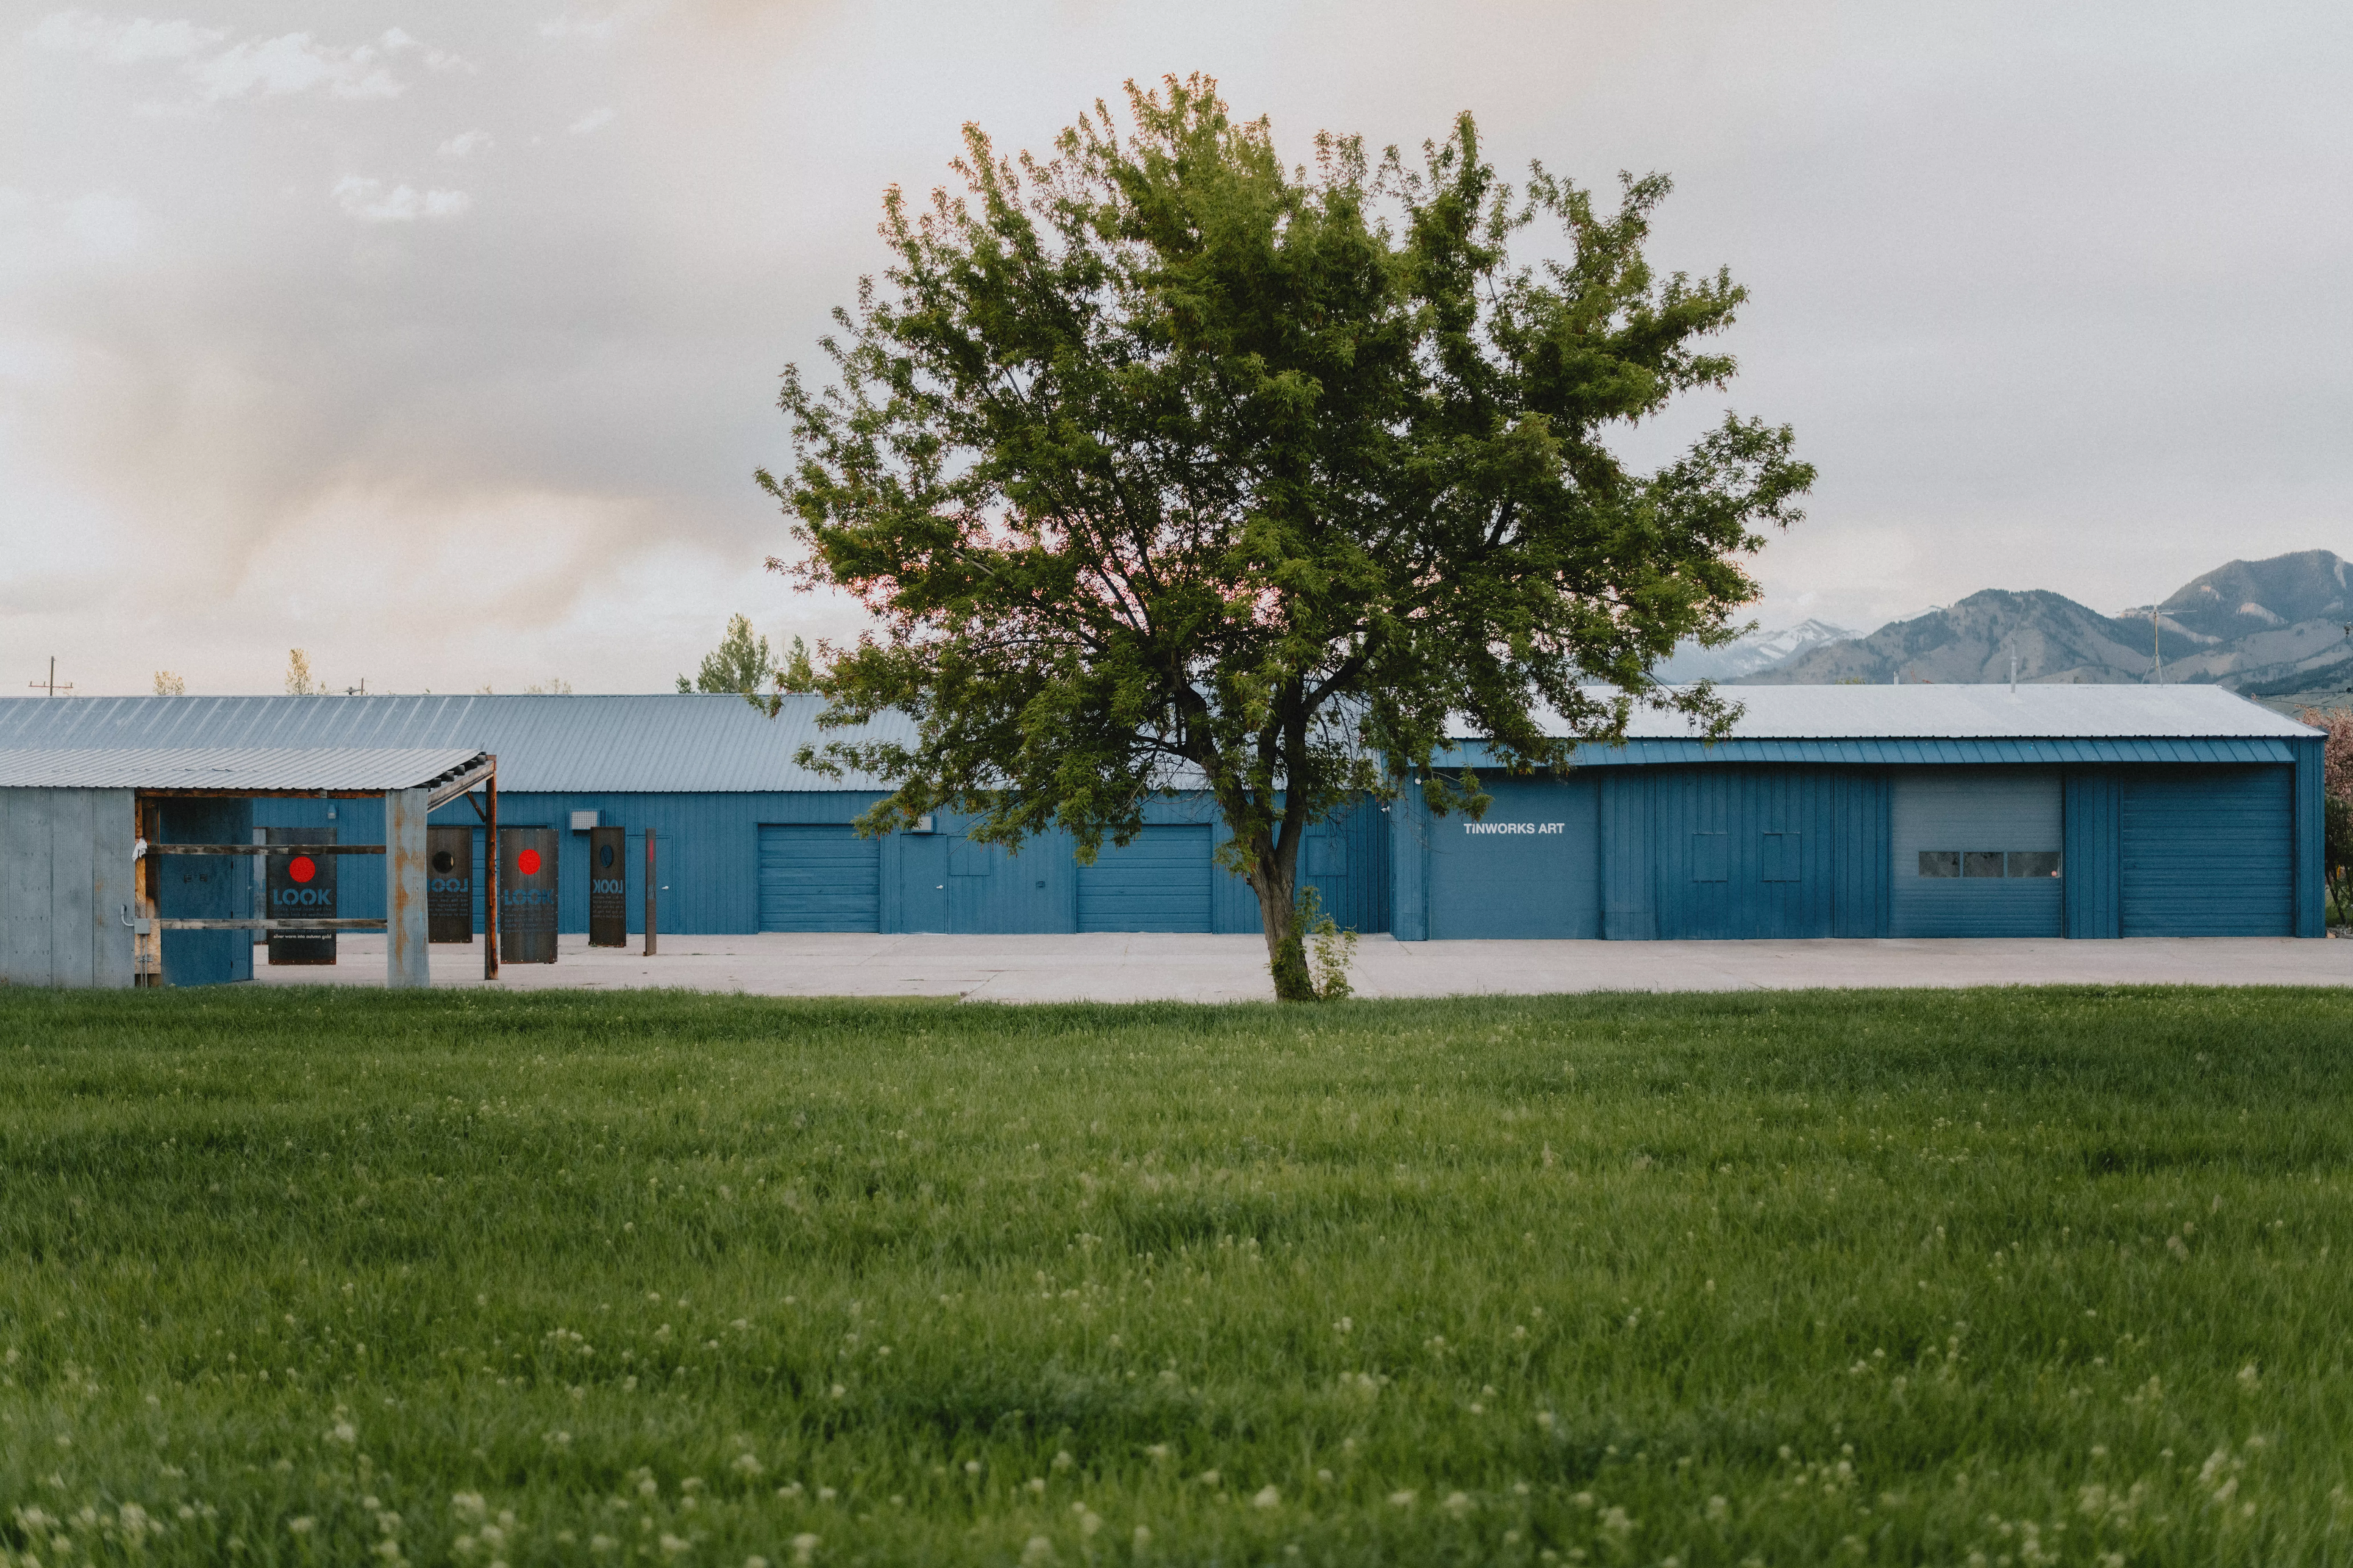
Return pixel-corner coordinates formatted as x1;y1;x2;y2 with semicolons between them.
1916;850;2062;878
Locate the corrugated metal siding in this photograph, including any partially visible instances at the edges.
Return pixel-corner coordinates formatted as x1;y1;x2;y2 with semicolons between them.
1888;769;2063;938
2293;737;2327;937
0;746;483;791
156;798;252;986
2118;767;2293;937
1649;767;1848;939
0;695;910;793
1827;772;1890;938
2062;771;2121;939
1424;776;1601;938
1446;737;2301;769
1599;772;1656;939
1;789;137;988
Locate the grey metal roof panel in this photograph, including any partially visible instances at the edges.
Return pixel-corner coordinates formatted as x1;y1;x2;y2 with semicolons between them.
0;747;486;791
1439;735;2301;768
0;695;913;792
1526;683;2318;742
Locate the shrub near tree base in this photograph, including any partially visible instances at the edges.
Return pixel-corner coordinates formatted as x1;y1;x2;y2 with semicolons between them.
762;75;1813;999
6;987;2353;1565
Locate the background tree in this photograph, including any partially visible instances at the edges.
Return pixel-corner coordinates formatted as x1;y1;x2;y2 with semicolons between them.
152;670;186;696
2302;706;2352;920
676;614;777;703
284;649;318;696
764;76;1812;999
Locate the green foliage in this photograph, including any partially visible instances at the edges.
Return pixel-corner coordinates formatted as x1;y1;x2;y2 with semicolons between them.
761;75;1813;998
2299;706;2352;919
1295;884;1356;1001
677;613;777;704
6;987;2353;1564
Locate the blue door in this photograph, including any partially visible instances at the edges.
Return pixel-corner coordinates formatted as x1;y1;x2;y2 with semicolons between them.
2119;767;2292;936
1425;777;1601;937
757;825;880;931
1076;826;1211;931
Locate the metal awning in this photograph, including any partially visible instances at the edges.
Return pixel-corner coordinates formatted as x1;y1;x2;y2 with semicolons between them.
0;747;492;803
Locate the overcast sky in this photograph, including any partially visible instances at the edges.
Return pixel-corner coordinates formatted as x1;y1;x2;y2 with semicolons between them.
4;1;2348;696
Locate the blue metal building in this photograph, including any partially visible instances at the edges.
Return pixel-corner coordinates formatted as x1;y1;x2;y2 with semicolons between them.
0;684;2322;946
0;695;1386;939
1393;685;2327;939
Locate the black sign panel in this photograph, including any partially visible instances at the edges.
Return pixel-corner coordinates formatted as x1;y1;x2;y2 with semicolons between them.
499;826;559;964
588;825;626;947
427;825;473;943
265;826;336;965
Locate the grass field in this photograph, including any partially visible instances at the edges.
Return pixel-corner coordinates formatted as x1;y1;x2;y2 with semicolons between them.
3;986;2351;1567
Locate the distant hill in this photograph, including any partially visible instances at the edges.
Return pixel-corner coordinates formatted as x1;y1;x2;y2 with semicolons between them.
1655;618;1855;683
1730;550;2353;706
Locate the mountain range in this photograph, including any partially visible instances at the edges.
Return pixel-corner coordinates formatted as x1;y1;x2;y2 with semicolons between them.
1685;549;2353;712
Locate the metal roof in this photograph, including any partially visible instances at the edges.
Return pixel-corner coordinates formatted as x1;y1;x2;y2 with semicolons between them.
0;684;2310;798
1528;683;2318;742
0;695;910;792
0;747;489;792
1444;736;2303;770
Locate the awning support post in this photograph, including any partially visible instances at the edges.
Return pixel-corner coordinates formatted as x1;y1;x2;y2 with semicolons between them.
385;787;429;988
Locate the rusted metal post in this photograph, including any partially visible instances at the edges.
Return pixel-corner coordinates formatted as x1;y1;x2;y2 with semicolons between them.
484;759;500;981
643;827;657;956
385;788;429;988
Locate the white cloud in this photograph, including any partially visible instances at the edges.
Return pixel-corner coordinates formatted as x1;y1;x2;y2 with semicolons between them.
568;107;615;135
378;26;473;74
187;32;404;101
438;129;494;160
32;15;473;103
26;9;224;62
331;176;472;224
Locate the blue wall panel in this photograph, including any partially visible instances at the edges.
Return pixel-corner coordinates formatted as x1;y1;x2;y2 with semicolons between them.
2118;767;2293;937
156;798;252;986
1599;772;1655;939
1829;771;1890;937
1650;767;1846;939
2063;770;2121;939
1424;776;1601;938
2293;737;2327;937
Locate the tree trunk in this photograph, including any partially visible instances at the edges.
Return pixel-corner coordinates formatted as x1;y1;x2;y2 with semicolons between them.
1252;850;1316;1002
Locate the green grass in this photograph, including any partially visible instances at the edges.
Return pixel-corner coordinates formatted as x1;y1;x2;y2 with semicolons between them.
3;987;2352;1567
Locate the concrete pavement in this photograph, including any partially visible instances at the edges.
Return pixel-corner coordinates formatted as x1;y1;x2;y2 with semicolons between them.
253;931;2352;1003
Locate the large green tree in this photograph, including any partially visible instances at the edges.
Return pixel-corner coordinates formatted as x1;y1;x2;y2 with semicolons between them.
762;76;1813;999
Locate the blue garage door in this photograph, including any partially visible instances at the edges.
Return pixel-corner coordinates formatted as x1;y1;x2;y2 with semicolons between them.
1427;777;1600;938
1889;769;2064;937
2119;768;2292;936
757;826;879;931
1076;826;1211;931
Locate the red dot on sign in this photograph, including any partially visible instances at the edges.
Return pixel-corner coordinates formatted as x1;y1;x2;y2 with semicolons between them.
517;849;542;876
288;856;316;884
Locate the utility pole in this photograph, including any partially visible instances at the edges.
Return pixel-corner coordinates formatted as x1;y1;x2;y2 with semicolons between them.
26;656;73;697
